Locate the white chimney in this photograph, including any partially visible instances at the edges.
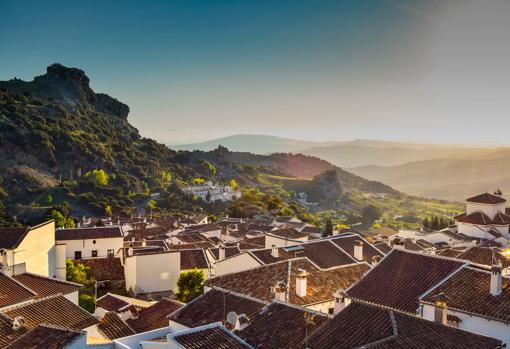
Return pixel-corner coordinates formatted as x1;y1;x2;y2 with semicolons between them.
432;293;449;325
219;244;226;261
141;238;147;247
127;247;134;257
296;269;309;298
490;261;503;296
55;243;67;280
12;316;26;331
271;244;279;258
273;281;286;302
354;240;364;260
392;237;404;250
371;255;381;266
333;289;347;315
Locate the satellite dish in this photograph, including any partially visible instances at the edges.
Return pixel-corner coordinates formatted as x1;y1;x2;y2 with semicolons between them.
226;311;238;326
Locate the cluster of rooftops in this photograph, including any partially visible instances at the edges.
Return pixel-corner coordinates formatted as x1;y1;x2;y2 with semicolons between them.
0;192;510;348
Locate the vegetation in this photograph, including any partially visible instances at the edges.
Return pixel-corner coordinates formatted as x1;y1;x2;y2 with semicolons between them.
66;260;96;312
176;269;204;302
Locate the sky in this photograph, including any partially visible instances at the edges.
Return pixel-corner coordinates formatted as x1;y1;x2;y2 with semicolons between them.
1;0;509;145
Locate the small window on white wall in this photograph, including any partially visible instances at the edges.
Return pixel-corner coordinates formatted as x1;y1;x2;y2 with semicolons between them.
91;250;98;258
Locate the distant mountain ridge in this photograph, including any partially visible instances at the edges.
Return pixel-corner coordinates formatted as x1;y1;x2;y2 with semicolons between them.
171;134;326;154
173;134;497;168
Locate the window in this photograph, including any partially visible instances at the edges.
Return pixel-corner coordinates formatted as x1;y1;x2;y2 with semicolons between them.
107;249;115;258
74;251;82;260
328;308;335;315
91;250;98;258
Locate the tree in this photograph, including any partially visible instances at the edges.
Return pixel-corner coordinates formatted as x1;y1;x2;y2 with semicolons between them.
79;294;95;313
230;179;238;190
84;169;109;186
52;210;66;228
361;205;381;225
161;171;172;186
66;260;96;312
323;218;333;237
145;200;156;217
177;269;205;302
104;205;112;217
66;217;75;228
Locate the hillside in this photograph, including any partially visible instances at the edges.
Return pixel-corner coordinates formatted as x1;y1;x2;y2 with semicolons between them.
171;134;324;154
0;64;409;225
351;150;510;201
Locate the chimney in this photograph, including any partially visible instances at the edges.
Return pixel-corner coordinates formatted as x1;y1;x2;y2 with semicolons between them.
127;247;134;257
371;255;381;266
296;269;309;298
432;293;449;325
472;240;477;247
273;281;286;301
141;238;147;247
490;260;503;296
392;237;404;250
219;244;225;261
354;240;364;260
271;244;279;258
333;289;348;315
12;316;26;331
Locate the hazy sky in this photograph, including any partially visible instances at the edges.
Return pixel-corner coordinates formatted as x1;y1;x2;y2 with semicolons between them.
1;0;509;144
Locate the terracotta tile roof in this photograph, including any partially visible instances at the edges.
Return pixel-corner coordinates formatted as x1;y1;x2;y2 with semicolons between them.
0;273;36;309
373;241;392;254
492;212;510;225
239;302;329;349
2;295;98;330
457;246;508;267
421;267;510;322
180;249;209;270
210;246;241;260
174;324;252;349
0;228;29;250
4;324;83;349
124;226;168;240
331;235;384;262
56;226;123;240
127;299;183;333
269;228;308;240
437;248;464;258
307;302;503;349
346;250;465;313
456;211;493;225
238;236;265;250
12;273;81;298
169;288;266;328
0;313;28;347
250;240;355;268
96;294;129;312
72;257;124;281
467;193;506;204
206;258;369;306
301;226;322;235
97;312;136;340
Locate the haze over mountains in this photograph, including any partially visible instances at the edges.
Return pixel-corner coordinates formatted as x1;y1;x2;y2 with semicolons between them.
174;134;510;201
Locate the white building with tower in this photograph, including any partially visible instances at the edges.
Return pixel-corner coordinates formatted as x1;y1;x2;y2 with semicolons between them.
455;191;510;241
